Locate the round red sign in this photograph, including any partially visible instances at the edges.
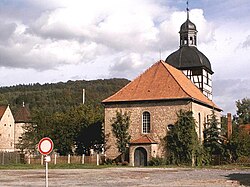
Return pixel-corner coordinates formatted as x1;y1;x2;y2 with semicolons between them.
38;137;54;155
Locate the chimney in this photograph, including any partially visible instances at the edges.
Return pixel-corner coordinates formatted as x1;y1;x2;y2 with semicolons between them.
82;89;85;104
227;113;232;139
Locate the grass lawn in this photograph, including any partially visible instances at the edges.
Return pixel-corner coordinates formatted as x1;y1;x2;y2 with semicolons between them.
0;163;110;170
0;163;249;170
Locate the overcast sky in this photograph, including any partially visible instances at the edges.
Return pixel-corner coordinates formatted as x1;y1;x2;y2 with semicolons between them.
0;0;249;115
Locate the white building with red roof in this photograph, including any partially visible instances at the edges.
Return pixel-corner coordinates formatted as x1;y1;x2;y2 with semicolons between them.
0;105;15;152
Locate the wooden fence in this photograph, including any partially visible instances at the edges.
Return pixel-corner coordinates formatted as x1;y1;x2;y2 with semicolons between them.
0;152;25;165
27;154;105;165
0;152;105;165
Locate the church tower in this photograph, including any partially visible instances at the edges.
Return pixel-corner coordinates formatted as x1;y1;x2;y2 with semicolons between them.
165;2;213;100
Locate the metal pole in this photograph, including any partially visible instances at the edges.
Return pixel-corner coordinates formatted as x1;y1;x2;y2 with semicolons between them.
45;156;48;187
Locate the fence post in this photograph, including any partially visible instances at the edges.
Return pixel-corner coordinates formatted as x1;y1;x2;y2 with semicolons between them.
82;154;85;164
68;154;70;164
28;155;31;164
41;155;44;165
97;154;99;166
54;153;57;165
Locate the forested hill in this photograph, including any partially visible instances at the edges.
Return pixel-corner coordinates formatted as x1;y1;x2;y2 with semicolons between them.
0;78;130;114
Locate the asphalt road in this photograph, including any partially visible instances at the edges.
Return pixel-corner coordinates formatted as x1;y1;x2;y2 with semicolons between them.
0;167;249;187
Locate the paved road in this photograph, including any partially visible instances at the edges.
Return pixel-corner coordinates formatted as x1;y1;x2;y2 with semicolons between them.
0;167;249;186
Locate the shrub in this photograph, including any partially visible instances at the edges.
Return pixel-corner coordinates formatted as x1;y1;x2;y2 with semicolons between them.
148;157;165;166
104;158;113;165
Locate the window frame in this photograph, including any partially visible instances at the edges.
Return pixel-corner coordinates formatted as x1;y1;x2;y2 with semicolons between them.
142;111;151;134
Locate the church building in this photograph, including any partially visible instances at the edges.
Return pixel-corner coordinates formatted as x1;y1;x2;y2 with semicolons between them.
103;7;221;166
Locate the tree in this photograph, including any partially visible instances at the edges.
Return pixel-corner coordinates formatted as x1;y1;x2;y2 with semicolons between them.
165;110;199;165
17;110;52;154
224;98;250;163
111;110;131;162
203;110;225;163
18;104;104;156
236;98;250;125
228;127;250;162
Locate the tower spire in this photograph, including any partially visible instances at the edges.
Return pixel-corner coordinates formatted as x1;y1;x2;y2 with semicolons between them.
186;0;189;20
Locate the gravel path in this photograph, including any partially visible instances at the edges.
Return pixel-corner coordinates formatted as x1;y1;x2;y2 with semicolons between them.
0;167;249;187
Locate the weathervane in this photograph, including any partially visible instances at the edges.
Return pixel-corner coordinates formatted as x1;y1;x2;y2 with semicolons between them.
186;0;189;20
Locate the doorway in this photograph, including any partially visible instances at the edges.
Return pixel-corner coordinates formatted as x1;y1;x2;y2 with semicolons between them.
134;147;147;166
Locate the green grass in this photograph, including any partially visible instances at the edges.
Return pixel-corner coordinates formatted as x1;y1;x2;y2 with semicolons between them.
0;163;113;170
0;163;249;170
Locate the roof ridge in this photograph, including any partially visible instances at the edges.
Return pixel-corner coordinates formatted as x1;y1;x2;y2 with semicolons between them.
102;62;160;103
160;60;191;98
161;61;220;110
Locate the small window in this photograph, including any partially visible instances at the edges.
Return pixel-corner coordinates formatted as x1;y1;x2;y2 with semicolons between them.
4;124;6;126
142;111;150;133
167;124;174;131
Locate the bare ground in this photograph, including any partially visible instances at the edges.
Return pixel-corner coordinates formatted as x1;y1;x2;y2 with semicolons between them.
0;167;249;187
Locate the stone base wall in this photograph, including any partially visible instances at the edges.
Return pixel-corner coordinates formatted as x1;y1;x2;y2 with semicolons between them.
104;100;221;164
104;100;191;160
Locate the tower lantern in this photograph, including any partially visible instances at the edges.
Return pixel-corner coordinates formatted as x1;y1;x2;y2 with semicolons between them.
165;2;213;100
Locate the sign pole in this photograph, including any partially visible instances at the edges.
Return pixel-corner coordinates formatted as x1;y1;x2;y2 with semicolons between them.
38;137;53;187
45;156;48;187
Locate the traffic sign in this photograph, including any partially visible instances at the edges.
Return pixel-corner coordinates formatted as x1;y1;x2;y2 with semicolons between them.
38;137;54;155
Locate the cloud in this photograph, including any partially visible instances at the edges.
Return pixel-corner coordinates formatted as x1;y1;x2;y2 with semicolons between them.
242;35;250;48
0;0;215;73
213;79;250;114
0;0;249;114
109;52;156;79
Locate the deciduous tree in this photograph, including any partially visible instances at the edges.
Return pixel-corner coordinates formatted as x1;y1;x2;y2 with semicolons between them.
165;110;198;165
236;98;250;125
111;110;131;162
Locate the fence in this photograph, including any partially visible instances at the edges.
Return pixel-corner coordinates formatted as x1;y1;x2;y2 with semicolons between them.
0;152;25;165
0;152;105;165
27;154;105;165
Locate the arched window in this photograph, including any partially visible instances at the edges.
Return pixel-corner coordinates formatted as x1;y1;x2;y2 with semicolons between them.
198;113;202;142
142;111;150;133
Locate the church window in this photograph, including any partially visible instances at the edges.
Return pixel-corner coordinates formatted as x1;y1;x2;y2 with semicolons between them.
198;113;202;142
167;124;174;131
142;111;150;133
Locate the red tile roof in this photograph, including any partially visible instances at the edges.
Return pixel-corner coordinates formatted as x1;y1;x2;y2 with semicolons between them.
103;60;221;110
130;135;157;144
0;106;7;119
14;105;31;123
